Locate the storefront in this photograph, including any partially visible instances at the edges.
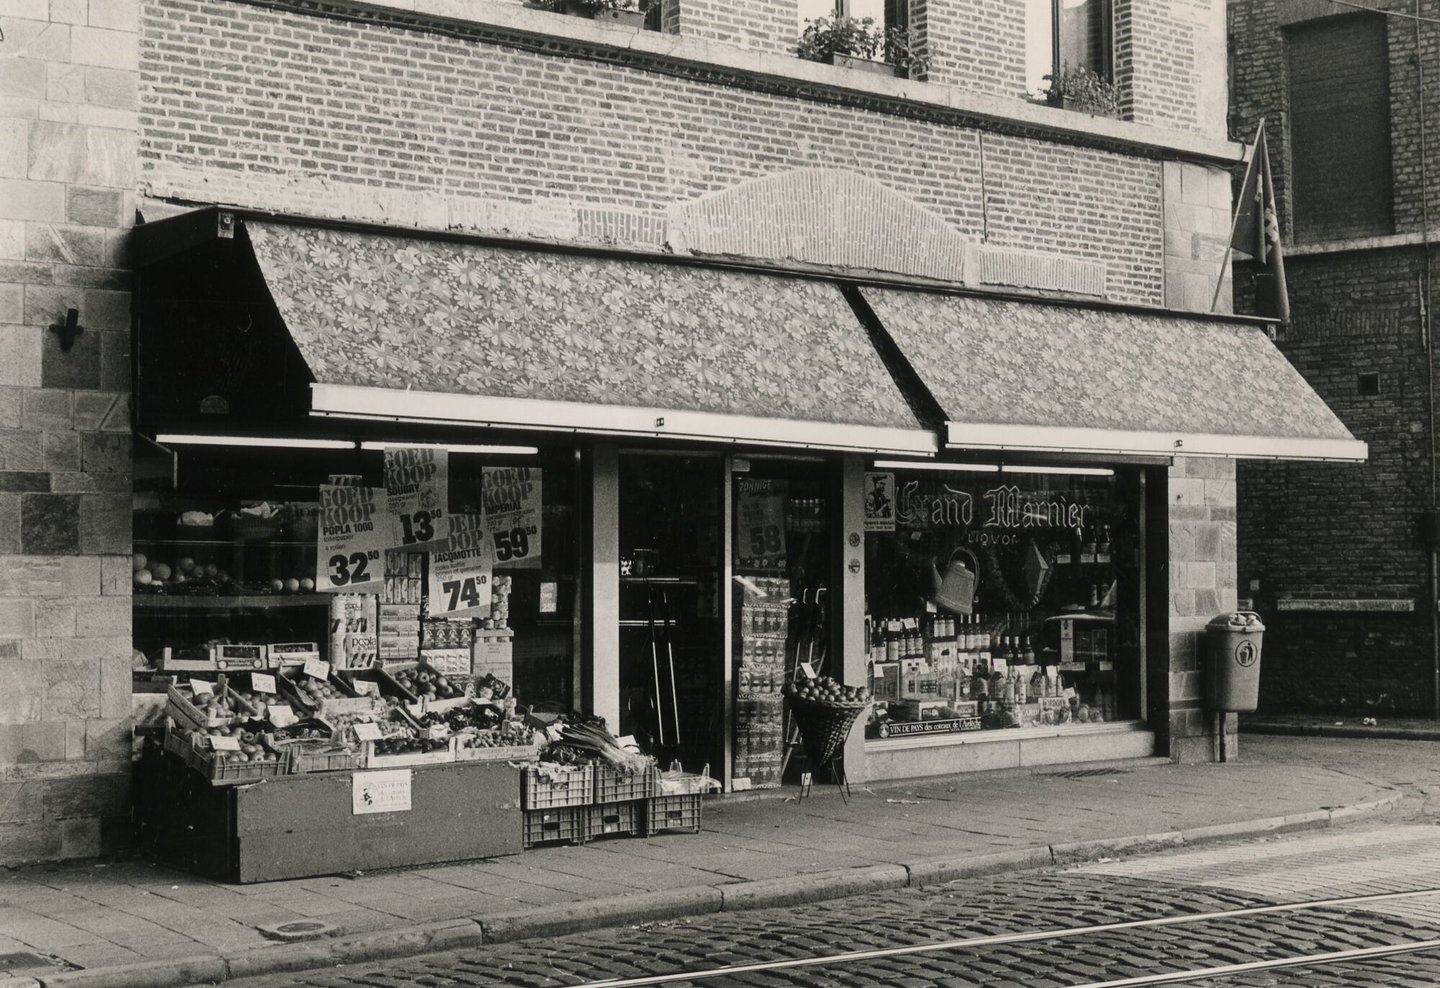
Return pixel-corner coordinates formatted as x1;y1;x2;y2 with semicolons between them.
129;207;1365;833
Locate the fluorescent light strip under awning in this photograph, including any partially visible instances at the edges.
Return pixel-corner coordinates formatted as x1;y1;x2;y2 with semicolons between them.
945;422;1368;462
154;434;355;450
311;384;938;456
357;441;539;455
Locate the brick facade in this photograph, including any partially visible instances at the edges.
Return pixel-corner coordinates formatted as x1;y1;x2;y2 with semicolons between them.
1230;0;1439;717
0;0;138;864
1;0;1241;864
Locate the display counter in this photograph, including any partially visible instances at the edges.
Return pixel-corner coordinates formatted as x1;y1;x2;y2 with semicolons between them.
136;744;523;883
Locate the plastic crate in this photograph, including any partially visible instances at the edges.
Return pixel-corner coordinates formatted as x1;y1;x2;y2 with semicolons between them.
593;762;658;804
283;739;362;774
523;763;594;809
585;801;642;841
523;807;586;848
643;793;704;836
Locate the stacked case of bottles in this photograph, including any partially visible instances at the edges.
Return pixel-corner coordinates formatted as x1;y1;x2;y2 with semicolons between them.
734;576;789;788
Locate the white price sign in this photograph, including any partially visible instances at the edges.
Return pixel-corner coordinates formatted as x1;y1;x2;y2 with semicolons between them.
352;768;412;815
385;447;448;549
352;721;383;741
251;673;276;694
266;704;296;727
210;735;241;751
482;466;542;566
317;484;391;592
426;527;493;617
303;658;332;681
189;678;214;696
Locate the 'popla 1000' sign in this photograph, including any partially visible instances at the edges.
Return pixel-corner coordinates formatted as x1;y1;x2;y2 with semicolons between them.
317;484;393;591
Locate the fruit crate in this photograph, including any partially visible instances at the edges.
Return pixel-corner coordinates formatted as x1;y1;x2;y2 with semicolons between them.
454;736;540;763
360;736;456;768
584;801;643;841
166;683;258;732
522;807;586;848
522;763;594;809
593;762;658;804
643;793;704;836
281;738;363;774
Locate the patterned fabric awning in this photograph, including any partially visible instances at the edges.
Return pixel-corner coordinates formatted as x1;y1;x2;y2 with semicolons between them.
860;288;1365;461
245;222;933;454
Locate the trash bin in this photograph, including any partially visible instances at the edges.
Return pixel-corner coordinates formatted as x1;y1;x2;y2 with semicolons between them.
1205;611;1265;712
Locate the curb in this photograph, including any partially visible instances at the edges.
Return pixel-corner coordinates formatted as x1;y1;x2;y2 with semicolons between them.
19;795;1413;988
1243;722;1440;742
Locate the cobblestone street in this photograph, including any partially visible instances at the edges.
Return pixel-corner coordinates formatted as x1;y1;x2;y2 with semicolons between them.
209;820;1440;988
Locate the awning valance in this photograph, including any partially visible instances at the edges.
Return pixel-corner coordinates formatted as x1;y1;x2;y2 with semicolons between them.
243;222;934;454
858;288;1366;461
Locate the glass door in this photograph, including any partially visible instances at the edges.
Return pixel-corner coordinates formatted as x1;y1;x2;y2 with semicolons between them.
730;458;837;789
617;452;725;776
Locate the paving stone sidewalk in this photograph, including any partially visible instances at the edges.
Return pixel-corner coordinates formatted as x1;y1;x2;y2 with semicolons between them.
2;734;1438;988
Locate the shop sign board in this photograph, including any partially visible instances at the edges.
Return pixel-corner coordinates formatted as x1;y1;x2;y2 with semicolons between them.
352;768;412;814
385;447;448;549
426;524;493;618
876;716;983;738
317;485;392;592
863;472;896;532
482;466;542;567
737;479;787;570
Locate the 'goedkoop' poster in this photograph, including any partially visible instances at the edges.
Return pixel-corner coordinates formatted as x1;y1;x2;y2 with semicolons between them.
482;466;542;567
385;446;449;549
317;485;392;592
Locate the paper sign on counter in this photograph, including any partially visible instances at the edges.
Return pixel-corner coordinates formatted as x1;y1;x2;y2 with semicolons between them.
251;673;276;694
267;704;296;727
210;735;240;751
303;658;332;681
352;721;383;742
352;768;412;814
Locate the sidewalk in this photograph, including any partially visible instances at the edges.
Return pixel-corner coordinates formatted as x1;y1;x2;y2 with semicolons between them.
3;733;1438;988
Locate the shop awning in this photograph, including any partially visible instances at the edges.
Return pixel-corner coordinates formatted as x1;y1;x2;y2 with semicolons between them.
241;222;934;454
858;288;1366;461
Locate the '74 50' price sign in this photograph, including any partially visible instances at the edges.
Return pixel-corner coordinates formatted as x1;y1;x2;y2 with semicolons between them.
426;529;493;616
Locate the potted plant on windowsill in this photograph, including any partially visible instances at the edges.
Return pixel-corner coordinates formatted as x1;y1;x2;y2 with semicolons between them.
1041;64;1121;118
796;16;931;79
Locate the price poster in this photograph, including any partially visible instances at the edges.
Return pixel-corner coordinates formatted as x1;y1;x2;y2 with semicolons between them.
736;478;787;571
317;485;390;592
482;466;542;567
352;768;412;815
426;523;493;617
385;446;448;549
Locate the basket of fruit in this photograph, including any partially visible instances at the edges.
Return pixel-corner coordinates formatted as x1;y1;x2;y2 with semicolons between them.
782;677;872;768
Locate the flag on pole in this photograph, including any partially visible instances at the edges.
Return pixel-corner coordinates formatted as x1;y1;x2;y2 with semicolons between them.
1230;124;1290;323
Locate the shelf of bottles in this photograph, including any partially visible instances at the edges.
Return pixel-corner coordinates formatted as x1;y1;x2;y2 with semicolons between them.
733;576;789;789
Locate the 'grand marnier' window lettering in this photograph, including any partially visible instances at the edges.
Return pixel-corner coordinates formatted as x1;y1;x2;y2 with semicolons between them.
864;465;1142;739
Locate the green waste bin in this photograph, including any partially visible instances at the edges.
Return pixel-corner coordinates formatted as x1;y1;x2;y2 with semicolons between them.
1206;611;1264;712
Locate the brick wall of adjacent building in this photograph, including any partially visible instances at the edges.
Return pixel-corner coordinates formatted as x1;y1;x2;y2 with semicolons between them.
910;0;1026;100
1229;0;1439;717
0;0;138;866
669;0;794;55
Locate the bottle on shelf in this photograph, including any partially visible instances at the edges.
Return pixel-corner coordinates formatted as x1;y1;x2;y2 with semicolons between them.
1022;634;1036;664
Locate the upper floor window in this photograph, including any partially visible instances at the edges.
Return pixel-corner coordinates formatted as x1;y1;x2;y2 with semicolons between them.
799;0;904;30
1026;0;1112;99
1286;16;1394;242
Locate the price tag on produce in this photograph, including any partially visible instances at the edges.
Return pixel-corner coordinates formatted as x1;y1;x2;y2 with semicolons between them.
799;662;818;680
616;734;639;751
189;678;214;696
426;527;493;617
351;679;379;697
317;484;391;592
210;735;241;751
385;446;448;549
251;673;276;694
352;721;383;742
303;658;332;681
427;724;449;741
267;704;296;728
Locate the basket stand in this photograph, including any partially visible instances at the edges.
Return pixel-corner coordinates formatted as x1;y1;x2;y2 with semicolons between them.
785;696;870;803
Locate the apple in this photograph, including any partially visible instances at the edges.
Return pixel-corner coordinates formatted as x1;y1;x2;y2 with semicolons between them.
151;562;172;581
134;569;153;586
270;579;285;592
283;578;300;593
299;577;315;592
178;557;196;573
204;563;219;578
132;552;148;572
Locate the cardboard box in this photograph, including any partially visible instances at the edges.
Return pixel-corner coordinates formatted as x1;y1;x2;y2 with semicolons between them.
471;630;513;681
159;646;216;674
211;643;268;671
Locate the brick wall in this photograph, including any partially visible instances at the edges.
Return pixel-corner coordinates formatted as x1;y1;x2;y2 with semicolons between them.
1168;457;1239;762
137;0;1170;305
1235;246;1434;716
672;0;795;55
910;0;1025;100
0;1;137;865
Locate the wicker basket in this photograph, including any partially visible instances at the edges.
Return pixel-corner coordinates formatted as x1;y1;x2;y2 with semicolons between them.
785;694;871;767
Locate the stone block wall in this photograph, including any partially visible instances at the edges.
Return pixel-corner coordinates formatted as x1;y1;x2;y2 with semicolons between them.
1161;159;1233;312
1168;457;1238;762
0;0;138;865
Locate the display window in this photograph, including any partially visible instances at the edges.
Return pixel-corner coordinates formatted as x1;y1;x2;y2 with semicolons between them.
132;440;582;719
862;463;1143;740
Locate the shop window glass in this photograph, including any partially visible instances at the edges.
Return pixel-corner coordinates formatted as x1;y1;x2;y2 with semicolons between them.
730;460;837;789
1026;0;1113;96
131;442;581;716
862;465;1142;740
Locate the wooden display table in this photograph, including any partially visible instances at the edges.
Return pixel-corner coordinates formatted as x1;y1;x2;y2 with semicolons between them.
136;745;523;883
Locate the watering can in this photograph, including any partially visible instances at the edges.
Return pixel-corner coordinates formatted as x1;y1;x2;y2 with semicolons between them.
930;546;980;615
